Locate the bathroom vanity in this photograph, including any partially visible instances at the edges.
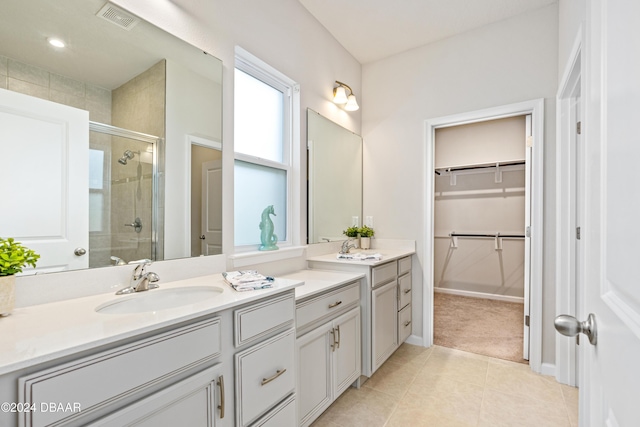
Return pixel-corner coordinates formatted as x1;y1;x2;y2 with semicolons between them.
0;276;301;427
306;246;415;377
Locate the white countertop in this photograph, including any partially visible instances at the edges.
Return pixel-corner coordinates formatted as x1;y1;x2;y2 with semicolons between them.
306;248;415;267
279;270;365;301
0;274;302;375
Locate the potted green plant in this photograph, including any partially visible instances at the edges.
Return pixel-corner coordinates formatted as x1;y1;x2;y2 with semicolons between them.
342;226;359;239
0;237;40;316
358;226;375;250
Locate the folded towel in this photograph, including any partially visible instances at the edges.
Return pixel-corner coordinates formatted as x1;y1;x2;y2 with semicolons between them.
222;270;275;291
336;253;382;261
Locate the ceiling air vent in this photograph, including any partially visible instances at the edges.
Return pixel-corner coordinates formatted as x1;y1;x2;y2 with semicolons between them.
96;3;140;31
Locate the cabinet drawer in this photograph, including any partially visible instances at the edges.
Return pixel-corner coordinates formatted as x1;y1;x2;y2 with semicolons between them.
296;281;359;330
251;394;296;427
19;318;221;427
372;261;397;288
398;256;412;276
235;292;295;347
398;273;412;310
236;329;296;426
398;303;412;344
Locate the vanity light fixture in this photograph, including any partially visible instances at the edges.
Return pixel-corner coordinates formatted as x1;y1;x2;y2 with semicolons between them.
333;80;359;111
47;37;66;48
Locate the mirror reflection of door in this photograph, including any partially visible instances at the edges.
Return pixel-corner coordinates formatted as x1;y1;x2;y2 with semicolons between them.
190;141;222;256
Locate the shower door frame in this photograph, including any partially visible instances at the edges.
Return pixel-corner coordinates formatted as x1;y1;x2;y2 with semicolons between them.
90;121;165;263
423;99;545;374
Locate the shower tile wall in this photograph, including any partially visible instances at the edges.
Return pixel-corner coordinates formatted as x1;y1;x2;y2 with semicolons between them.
107;60;166;266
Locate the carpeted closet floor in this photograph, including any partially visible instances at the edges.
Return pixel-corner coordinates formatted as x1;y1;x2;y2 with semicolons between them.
433;292;528;364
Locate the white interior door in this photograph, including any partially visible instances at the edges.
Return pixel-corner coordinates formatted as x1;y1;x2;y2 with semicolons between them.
201;159;222;255
0;89;88;272
573;1;640;424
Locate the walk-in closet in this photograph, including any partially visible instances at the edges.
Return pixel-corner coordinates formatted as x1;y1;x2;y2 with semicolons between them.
433;115;530;364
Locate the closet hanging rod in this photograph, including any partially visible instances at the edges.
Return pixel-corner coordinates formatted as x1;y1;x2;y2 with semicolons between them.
449;232;525;239
434;160;525;175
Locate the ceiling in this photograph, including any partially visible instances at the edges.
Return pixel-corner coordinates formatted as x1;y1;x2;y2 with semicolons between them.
299;0;558;64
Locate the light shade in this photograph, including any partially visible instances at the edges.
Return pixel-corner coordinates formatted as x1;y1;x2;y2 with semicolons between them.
333;80;359;112
344;94;359;111
333;86;348;104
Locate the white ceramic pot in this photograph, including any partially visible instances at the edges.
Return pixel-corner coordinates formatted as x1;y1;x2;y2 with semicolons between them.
0;275;15;316
360;237;371;250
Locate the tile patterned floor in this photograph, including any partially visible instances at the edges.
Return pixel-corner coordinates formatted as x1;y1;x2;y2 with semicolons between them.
311;344;579;427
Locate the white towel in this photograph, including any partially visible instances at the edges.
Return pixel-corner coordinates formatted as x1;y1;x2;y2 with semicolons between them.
222;270;274;291
336;253;382;261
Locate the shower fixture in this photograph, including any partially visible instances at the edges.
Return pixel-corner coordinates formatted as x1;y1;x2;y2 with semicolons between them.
118;150;138;165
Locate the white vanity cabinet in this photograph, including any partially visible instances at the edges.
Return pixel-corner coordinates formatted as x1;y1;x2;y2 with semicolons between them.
1;287;299;427
295;281;361;427
233;293;296;427
307;248;414;378
18;317;225;427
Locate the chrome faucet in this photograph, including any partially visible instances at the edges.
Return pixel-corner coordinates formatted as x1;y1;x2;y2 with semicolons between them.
116;261;160;295
340;240;357;254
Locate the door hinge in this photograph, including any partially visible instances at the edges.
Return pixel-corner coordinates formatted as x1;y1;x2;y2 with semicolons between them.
525;315;530;327
525;226;531;238
577;121;582;135
577;335;580;345
576;227;581;240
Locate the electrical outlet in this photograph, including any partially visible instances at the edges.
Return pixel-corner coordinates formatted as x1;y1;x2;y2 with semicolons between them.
365;216;374;228
352;216;359;227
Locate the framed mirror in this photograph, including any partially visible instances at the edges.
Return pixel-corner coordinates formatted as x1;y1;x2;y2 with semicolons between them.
0;0;223;273
307;109;363;244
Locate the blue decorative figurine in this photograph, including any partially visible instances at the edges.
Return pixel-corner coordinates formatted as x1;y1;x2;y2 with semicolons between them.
259;205;279;251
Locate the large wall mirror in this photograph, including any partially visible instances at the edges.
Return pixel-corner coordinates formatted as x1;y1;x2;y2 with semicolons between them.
0;0;223;273
307;109;363;243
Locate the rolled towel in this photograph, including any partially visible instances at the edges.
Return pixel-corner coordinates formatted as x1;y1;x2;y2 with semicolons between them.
223;270;274;291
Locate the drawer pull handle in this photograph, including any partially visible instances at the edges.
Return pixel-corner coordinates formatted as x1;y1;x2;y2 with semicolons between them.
404;289;411;294
330;329;336;351
335;325;341;349
404;320;412;327
217;375;225;419
261;369;287;386
329;300;342;309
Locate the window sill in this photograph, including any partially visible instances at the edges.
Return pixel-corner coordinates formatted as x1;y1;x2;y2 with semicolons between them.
228;245;306;268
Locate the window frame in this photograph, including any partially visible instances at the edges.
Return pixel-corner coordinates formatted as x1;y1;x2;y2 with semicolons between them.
233;47;299;252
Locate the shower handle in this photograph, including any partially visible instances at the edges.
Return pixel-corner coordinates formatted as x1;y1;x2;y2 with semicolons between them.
125;217;143;233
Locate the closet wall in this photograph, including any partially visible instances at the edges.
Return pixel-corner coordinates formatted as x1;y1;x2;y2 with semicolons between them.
434;116;526;300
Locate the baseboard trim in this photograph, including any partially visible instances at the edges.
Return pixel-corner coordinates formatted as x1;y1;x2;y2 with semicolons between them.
404;334;424;347
434;287;524;304
540;362;556;377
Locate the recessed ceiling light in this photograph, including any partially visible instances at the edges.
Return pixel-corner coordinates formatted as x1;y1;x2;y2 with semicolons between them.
47;37;66;48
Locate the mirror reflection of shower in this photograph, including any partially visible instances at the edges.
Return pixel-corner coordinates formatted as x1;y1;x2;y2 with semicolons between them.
88;122;162;269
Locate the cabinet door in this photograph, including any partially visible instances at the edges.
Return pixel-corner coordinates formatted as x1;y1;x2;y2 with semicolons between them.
372;280;398;372
91;365;223;427
333;307;361;397
297;323;333;426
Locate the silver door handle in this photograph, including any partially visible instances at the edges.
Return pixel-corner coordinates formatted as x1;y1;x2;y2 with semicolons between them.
554;313;597;345
74;247;87;256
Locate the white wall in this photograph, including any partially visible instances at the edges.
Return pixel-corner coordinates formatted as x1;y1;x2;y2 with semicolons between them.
362;4;558;363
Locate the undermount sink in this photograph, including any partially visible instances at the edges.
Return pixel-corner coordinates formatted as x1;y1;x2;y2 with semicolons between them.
95;286;224;314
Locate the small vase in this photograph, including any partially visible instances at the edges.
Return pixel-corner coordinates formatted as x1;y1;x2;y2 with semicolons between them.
0;275;16;317
360;237;371;250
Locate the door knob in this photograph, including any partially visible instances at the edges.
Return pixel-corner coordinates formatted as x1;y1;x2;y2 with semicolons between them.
200;235;206;240
74;247;87;256
554;313;597;345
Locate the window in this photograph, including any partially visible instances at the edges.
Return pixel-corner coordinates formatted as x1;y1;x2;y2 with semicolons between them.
234;48;299;249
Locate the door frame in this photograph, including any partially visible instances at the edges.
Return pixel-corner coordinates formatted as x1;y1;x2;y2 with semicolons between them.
423;98;545;373
555;28;585;386
185;134;222;256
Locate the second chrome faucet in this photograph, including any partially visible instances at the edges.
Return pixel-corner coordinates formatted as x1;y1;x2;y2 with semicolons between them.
116;261;160;295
